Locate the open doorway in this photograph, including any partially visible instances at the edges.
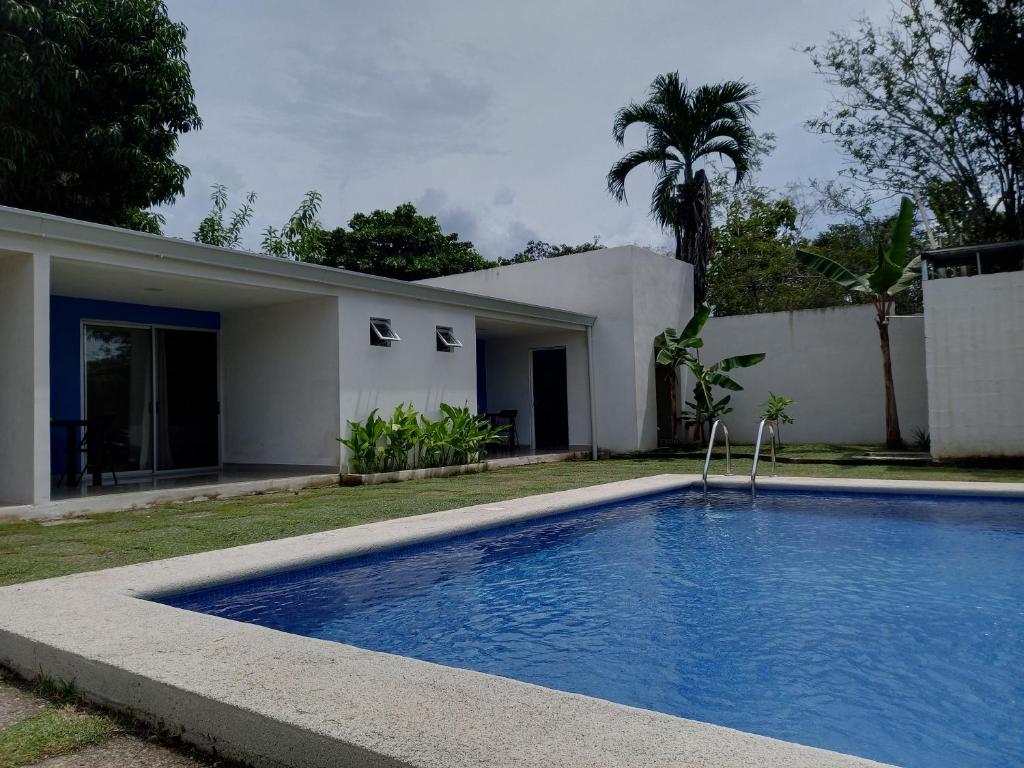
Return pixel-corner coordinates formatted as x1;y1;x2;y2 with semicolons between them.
531;348;569;450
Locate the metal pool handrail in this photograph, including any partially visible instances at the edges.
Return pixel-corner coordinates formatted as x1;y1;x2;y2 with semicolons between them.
701;420;732;498
750;418;777;498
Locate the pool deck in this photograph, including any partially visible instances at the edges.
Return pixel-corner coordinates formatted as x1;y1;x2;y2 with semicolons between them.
3;474;1021;767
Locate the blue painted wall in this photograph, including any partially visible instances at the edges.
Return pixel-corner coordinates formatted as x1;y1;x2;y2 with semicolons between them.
476;339;487;413
49;296;220;476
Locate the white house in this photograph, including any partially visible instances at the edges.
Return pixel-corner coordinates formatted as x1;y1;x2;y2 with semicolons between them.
0;206;692;513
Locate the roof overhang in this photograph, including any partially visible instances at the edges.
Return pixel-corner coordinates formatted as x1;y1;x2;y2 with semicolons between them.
0;206;595;328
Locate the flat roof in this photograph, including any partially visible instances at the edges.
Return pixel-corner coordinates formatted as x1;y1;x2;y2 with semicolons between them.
0;205;596;328
922;239;1024;262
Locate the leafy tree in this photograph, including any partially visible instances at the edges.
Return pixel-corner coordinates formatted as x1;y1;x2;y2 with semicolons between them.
0;0;201;230
654;305;765;445
322;203;489;280
607;72;759;305
194;185;257;248
805;0;1023;243
497;238;604;265
706;181;808;315
261;191;328;263
795;197;921;448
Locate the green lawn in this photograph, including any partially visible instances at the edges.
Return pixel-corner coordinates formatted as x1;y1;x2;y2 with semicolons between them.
2;454;1022;587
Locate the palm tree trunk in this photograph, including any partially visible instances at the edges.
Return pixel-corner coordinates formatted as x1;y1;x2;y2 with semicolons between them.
875;300;903;448
676;171;712;308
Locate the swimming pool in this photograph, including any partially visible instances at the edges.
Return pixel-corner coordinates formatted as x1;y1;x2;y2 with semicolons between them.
160;488;1024;768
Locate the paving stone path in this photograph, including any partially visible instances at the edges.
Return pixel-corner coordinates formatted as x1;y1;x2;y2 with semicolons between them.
0;675;213;767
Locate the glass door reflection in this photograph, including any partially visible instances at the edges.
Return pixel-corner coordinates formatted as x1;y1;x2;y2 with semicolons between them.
84;325;154;472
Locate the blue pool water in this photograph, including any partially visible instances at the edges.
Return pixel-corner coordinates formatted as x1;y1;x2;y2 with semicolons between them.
159;489;1024;767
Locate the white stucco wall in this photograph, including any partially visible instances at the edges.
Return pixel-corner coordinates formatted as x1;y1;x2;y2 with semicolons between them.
0;252;50;504
423;247;692;452
924;271;1024;458
336;288;478;469
701;305;928;444
483;331;591;448
221;297;342;467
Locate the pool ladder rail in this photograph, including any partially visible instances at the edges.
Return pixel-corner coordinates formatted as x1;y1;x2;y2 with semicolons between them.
701;420;732;498
701;418;779;499
750;417;778;499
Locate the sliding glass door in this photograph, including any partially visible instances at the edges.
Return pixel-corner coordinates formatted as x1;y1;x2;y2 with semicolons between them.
84;324;219;474
84;325;154;472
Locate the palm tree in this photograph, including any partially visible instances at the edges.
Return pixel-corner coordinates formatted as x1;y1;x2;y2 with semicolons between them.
795;197;920;449
607;73;758;306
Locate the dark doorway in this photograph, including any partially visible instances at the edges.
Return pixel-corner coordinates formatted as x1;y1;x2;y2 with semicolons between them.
532;348;569;450
156;329;219;470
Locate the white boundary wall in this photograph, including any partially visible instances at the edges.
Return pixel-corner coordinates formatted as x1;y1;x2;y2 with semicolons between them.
701;305;928;444
924;271;1024;458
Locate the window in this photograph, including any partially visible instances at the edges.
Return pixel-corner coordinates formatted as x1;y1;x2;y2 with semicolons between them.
436;326;463;352
370;318;400;347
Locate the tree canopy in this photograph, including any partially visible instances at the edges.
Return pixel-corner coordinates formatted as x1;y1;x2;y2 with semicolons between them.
607;72;759;305
0;0;201;231
497;238;604;265
805;0;1023;243
322;203;489;280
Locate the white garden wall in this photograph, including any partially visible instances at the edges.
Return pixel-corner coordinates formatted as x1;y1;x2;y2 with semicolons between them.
221;297;342;467
924;271;1024;458
701;305;928;445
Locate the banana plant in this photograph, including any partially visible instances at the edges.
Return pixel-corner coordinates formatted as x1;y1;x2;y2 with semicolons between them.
655;304;765;445
795;196;919;448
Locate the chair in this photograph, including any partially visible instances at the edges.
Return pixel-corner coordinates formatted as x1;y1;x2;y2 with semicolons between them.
73;418;122;488
496;410;519;450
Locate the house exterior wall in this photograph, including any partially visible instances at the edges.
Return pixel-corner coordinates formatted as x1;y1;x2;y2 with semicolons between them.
422;246;692;452
48;296;220;476
221;297;342;467
336;288;478;470
701;305;929;444
482;331;592;448
924;271;1024;458
0;251;50;504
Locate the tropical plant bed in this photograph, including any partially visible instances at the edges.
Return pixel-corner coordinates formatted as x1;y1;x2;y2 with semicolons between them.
341;450;590;486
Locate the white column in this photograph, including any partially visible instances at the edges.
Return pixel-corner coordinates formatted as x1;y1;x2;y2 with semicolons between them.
0;251;50;505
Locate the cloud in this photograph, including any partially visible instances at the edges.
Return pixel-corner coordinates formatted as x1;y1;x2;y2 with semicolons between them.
415;187;539;261
492;187;516;206
158;0;894;255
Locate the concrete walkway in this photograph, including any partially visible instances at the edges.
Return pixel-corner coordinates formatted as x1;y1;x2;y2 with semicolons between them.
0;672;213;767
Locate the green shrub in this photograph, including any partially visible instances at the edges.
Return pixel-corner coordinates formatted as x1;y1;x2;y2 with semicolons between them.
340;403;506;473
338;409;388;473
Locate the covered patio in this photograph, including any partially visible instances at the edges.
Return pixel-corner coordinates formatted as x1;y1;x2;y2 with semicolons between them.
474;314;596;457
0;222;345;514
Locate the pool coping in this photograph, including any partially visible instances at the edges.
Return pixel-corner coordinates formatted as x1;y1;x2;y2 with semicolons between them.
3;473;1020;767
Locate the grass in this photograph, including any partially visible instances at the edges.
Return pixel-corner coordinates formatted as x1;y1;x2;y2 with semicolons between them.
2;452;1022;587
0;710;117;768
0;677;118;768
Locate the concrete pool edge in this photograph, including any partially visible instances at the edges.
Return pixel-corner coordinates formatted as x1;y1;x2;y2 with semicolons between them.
4;474;1019;767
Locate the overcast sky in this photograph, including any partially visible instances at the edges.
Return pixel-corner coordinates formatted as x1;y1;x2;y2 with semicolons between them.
157;0;892;260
